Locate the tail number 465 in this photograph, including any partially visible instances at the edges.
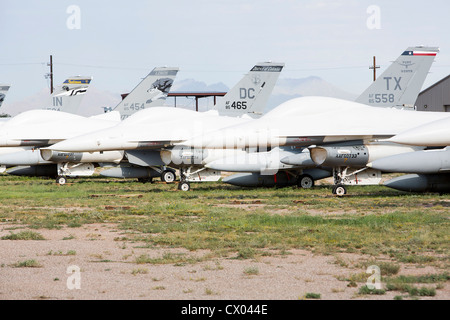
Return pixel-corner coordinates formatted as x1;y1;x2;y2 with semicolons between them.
230;101;247;109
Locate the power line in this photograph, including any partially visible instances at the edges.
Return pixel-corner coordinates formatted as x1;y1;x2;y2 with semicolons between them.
0;62;45;66
56;62;148;71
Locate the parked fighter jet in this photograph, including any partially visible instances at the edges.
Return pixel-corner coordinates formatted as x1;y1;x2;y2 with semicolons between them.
45;62;285;190
118;45;440;190
179;93;449;194
1;67;179;183
0;76;93;172
48;46;442;193
200;46;440;189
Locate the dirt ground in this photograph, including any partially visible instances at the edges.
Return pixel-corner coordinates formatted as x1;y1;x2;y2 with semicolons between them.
0;222;448;301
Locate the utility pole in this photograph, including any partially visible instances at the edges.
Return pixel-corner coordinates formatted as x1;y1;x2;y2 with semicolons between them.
47;55;54;94
369;56;380;81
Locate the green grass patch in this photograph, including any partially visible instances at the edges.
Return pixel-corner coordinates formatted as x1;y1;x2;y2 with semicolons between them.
304;292;321;299
243;266;259;276
358;286;386;295
12;259;42;268
0;176;448;266
134;252;203;265
1;230;45;240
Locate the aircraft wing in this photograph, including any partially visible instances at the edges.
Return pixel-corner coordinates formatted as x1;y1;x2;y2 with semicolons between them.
45;107;250;152
0;110;119;147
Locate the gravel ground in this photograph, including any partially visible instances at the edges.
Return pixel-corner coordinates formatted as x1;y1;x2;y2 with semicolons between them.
0;223;448;300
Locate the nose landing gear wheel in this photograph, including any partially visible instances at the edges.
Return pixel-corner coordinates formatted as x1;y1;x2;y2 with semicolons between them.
178;181;190;191
332;184;347;196
56;176;67;185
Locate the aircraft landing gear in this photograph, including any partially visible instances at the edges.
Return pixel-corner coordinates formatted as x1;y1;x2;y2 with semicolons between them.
332;167;349;196
177;168;190;191
56;175;67;185
178;180;190;191
161;169;176;183
297;174;314;189
332;184;347;196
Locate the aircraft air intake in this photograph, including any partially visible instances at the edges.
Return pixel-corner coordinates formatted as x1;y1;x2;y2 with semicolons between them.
309;145;369;167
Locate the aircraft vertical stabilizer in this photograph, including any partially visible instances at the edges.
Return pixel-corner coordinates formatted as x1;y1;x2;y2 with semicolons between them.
215;62;284;118
113;67;179;120
45;76;93;114
355;46;439;109
0;85;11;109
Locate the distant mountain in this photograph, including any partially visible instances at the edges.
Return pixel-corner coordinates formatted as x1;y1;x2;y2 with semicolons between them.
2;76;357;116
77;86;122;116
273;76;357;99
1;86;121;117
168;77;358;112
265;76;358;112
171;78;229;93
1;87;51;116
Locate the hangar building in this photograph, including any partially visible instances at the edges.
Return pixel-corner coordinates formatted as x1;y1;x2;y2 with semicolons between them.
415;74;450;112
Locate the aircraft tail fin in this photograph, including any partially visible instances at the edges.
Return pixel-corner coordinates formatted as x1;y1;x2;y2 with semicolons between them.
113;67;179;120
216;62;284;118
0;85;11;109
355;46;439;109
45;76;92;114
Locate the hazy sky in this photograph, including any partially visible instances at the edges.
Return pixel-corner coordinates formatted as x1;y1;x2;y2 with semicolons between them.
2;0;450;105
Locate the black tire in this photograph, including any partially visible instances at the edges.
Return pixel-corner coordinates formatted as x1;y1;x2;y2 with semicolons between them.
56;176;67;185
178;181;190;191
161;170;176;183
332;184;347;196
297;174;314;189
